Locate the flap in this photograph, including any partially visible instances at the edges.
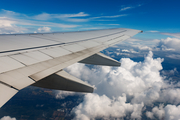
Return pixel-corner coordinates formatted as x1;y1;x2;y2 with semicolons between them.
79;52;121;66
31;70;94;93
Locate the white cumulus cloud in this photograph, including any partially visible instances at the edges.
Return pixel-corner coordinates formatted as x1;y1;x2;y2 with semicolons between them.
157;37;180;52
59;51;180;119
146;104;165;119
0;17;27;34
55;90;83;99
0;116;16;120
72;93;144;120
122;49;130;52
53;49;180;119
146;104;180;120
34;26;51;33
159;89;180;105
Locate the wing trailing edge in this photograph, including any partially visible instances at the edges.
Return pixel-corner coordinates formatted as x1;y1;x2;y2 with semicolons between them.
0;82;18;107
31;70;94;93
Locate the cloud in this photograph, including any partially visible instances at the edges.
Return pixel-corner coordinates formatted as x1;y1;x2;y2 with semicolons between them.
166;54;180;59
164;105;180;120
0;26;27;34
62;51;180;119
58;12;89;18
66;52;164;100
93;14;127;19
0;17;16;27
120;4;142;11
161;68;178;76
117;38;154;53
33;12;89;22
111;24;120;25
146;104;180;120
34;26;51;33
147;30;159;33
135;45;152;50
0;9;80;34
159;89;180;105
115;36;180;60
0;116;16;120
33;13;51;20
161;32;180;38
126;38;142;42
120;6;132;11
0;9;126;33
52;35;180;119
157;37;180;52
0;9;22;17
146;104;165;119
54;90;83;99
72;93;144;120
0;16;77;34
33;12;127;22
62;18;89;22
0;17;28;34
122;49;130;52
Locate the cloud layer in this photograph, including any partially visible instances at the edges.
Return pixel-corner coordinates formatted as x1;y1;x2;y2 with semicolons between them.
161;32;180;38
146;104;180;120
60;51;180;119
157;37;180;52
72;93;144;120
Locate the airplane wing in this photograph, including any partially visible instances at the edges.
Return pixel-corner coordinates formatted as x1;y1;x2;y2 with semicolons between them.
0;28;142;107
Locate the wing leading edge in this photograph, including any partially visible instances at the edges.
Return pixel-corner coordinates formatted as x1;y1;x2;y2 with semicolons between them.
0;28;142;108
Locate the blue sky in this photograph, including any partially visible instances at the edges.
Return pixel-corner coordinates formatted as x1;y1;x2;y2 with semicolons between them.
0;0;180;40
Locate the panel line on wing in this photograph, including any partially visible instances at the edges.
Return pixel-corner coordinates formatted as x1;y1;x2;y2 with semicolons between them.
0;81;19;91
0;30;127;54
38;50;56;58
0;56;25;74
65;30;127;44
39;47;72;58
8;55;27;66
29;34;63;43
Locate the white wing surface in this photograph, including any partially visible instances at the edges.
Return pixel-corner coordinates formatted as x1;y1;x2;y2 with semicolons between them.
0;28;142;107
